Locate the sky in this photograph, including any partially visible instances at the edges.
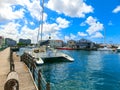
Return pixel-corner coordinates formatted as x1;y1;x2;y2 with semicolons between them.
0;0;120;44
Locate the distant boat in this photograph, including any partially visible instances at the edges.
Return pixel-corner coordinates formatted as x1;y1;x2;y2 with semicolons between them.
117;46;120;52
97;46;113;51
97;28;113;51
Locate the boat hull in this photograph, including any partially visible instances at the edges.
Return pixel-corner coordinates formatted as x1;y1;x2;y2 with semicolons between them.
56;47;74;50
42;57;73;63
117;49;120;52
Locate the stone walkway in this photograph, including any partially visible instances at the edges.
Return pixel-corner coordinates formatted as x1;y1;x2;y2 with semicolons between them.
0;48;37;90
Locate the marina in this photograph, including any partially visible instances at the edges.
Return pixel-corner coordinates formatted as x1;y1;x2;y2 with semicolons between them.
16;47;120;90
1;47;120;90
0;0;120;90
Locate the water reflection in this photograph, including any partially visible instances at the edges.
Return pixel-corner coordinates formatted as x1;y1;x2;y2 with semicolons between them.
40;62;69;83
87;51;103;71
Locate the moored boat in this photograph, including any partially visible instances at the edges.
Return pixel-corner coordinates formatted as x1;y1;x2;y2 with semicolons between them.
117;46;120;52
97;46;113;51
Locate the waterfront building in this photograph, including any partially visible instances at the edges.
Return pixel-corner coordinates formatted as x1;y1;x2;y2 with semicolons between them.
50;40;63;48
76;38;96;49
67;40;76;48
5;38;17;47
19;39;31;45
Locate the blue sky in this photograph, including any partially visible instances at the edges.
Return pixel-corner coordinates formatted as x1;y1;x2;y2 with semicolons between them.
0;0;120;44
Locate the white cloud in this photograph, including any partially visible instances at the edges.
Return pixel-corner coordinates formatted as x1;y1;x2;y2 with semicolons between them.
80;22;86;26
16;0;46;21
0;0;25;21
70;33;76;40
46;0;93;18
43;17;70;34
56;17;70;28
30;22;35;25
64;33;76;41
19;26;38;43
78;32;87;36
0;22;20;40
43;31;61;40
91;32;103;38
64;36;70;41
0;0;46;22
85;16;104;35
112;5;120;13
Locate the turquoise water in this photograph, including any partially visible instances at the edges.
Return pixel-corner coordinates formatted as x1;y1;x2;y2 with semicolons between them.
38;50;120;90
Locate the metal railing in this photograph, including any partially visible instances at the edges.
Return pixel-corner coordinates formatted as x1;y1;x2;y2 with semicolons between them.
21;52;50;90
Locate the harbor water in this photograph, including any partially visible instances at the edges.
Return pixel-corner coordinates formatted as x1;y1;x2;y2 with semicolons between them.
37;50;120;90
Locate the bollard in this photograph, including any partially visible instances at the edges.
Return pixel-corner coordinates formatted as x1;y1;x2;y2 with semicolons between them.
4;71;19;90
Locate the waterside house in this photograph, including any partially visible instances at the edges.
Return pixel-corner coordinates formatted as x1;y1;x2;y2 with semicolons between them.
50;40;63;48
76;38;97;50
67;40;76;48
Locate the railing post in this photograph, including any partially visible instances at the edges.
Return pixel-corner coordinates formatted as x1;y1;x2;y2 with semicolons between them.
10;63;15;71
32;60;36;80
38;69;42;90
46;82;50;90
20;55;23;62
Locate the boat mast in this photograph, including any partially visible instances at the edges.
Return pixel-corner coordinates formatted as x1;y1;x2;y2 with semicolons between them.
104;28;106;45
37;0;44;47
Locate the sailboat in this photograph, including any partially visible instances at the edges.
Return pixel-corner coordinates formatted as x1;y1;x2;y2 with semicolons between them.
97;28;112;51
25;0;74;65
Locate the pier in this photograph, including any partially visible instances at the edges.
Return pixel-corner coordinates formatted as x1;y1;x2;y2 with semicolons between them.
0;47;50;90
0;48;37;90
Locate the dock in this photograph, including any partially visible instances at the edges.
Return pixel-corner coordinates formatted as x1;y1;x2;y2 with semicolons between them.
0;48;37;90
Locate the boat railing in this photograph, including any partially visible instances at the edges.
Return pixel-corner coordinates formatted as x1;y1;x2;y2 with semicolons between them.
21;52;50;90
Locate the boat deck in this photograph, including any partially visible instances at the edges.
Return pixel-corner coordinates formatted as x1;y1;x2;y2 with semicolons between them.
0;48;37;90
30;51;74;62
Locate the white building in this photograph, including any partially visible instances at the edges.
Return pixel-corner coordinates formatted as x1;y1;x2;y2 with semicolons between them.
5;38;17;47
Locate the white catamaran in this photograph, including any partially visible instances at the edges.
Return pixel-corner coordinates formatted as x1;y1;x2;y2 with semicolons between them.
25;0;74;65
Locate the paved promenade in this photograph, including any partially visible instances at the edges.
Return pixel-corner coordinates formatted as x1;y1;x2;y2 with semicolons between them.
0;48;37;90
0;48;10;90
